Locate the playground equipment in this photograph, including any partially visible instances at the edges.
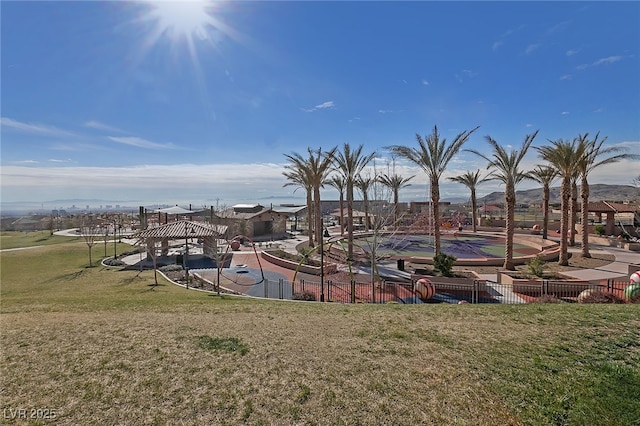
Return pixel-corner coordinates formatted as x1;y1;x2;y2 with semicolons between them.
415;278;435;300
630;271;640;284
624;282;640;301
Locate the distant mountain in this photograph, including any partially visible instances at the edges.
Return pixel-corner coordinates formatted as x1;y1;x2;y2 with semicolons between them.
478;184;639;205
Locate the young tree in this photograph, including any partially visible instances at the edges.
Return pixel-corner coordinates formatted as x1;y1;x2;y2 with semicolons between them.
448;169;488;233
331;143;376;260
326;175;346;236
80;214;98;267
377;172;414;225
355;175;375;231
527;165;559;239
467;131;538;270
388;125;479;255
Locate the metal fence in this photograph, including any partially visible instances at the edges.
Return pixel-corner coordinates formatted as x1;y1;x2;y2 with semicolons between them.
257;278;632;305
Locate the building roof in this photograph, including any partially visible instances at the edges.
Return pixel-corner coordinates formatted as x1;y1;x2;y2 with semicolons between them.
134;220;227;239
272;205;307;215
152;206;195;215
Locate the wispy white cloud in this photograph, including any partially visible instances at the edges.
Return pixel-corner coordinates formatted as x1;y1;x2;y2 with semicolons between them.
560;74;572;81
593;55;623;66
593;107;604;113
14;160;39;164
524;43;541;55
492;40;503;51
566;49;579;57
525;123;533;128
545;20;570;35
348;117;360;123
48;158;74;163
301;100;335;112
421;79;430;86
378;109;394;114
84;120;127;133
107;136;178;150
577;55;627;70
561;111;570;115
1;117;76;138
455;69;477;83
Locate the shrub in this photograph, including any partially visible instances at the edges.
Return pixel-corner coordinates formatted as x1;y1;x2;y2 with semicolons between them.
580;292;627;304
292;290;316;301
535;295;562;304
594;224;605;236
159;264;183;272
433;253;456;277
527;255;546;277
103;258;125;267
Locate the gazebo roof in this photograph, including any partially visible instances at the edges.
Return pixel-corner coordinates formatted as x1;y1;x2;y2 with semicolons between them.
587;201;639;213
134;220;227;239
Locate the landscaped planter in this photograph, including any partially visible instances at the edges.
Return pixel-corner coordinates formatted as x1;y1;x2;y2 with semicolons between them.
411;272;487;292
498;271;592;296
261;250;337;276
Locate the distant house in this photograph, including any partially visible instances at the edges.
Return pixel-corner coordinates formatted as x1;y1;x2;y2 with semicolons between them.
213;204;288;239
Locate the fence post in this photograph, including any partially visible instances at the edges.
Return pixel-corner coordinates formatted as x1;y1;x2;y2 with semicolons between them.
264;278;269;298
351;280;356;304
473;280;478;304
279;279;283;299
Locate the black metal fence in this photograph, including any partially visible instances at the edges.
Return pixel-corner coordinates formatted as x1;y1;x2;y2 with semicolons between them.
256;278;632;305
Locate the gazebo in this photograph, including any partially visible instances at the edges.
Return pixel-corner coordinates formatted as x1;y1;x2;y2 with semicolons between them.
134;220;228;260
587;201;639;235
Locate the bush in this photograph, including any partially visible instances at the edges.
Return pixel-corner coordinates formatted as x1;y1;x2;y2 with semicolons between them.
580;292;627;304
292;290;316;301
535;295;562;304
527;255;546;277
159;264;183;272
594;224;605;236
103;258;125;267
433;253;456;277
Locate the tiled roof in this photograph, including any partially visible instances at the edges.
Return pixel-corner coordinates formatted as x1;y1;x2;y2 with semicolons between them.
134;220;227;239
587;201;639;213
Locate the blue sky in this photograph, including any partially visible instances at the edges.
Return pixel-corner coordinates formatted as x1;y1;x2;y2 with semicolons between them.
2;1;639;209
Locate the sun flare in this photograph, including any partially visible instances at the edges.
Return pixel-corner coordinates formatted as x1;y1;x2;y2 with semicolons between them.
144;0;220;43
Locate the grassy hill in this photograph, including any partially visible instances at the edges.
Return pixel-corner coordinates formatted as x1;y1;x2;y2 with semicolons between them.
1;232;639;425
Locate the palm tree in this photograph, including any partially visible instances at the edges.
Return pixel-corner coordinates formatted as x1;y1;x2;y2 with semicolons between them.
388;125;479;255
284;147;336;248
448;169;488;233
377;172;414;225
355;175;375;231
326;175;346;236
282;167;314;247
536;139;579;266
467;131;538;270
526;165;558;240
331;144;376;260
575;132;638;258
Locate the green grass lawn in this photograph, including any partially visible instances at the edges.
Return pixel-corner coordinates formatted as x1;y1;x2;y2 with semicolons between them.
1;233;639;425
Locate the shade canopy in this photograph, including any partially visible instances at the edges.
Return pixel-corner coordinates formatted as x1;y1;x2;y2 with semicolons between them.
134;220;227;239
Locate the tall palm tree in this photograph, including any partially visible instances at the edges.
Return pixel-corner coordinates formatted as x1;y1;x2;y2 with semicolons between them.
282;167;315;247
467;131;538;270
355;175;375;231
377;172;414;225
284;147;336;248
331;143;376;260
388;125;479;255
326;175;346;236
448;169;488;233
536;139;579;265
575;132;638;258
526;165;558;240
570;175;579;246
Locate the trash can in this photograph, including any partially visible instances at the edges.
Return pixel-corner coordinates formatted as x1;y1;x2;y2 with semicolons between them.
397;259;405;271
176;254;183;265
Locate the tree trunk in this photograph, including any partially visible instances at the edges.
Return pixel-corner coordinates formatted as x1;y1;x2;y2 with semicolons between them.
542;185;550;240
559;176;570;266
570;180;578;246
431;178;441;256
347;182;354;260
581;177;591;258
504;185;515;270
314;185;323;252
306;190;314;248
393;190;399;225
471;189;478;233
339;192;345;236
363;193;370;231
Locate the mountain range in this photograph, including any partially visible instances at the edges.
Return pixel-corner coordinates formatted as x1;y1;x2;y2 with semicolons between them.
477;184;640;206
